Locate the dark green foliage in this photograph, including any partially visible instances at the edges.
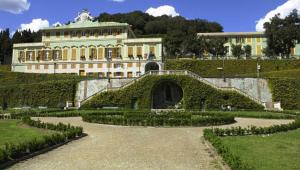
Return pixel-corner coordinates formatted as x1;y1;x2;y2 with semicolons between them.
81;111;235;127
0;29;12;64
231;44;244;59
244;45;252;58
165;59;300;78
0;80;78;108
82;75;263;110
269;78;300;110
264;9;300;58
0;117;83;165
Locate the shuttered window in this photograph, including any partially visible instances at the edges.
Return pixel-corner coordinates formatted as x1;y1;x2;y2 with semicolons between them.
256;45;262;55
44;64;49;70
88;63;94;68
128;47;133;58
72;48;77;60
97;63;103;68
150;47;155;54
35;64;40;70
63;48;68;61
98;48;104;59
112;48;118;59
127;63;132;68
137;47;142;57
71;64;76;69
27;65;32;70
31;51;36;61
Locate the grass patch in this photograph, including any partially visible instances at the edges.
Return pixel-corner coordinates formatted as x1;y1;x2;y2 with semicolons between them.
0;120;56;148
201;111;296;119
221;129;300;170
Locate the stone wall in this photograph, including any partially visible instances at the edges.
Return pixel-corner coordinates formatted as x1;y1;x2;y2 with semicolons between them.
204;78;272;103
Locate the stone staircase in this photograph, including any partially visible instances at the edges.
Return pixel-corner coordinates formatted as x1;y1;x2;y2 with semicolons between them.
79;70;270;109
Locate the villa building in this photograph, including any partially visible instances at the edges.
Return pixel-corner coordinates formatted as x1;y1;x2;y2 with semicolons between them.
11;10;163;77
198;32;300;58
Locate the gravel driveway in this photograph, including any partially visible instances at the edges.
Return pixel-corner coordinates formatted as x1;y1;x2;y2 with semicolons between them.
9;117;293;170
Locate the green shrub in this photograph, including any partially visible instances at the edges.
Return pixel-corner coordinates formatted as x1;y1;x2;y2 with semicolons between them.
0;79;78;108
81;111;235;127
82;75;263;110
165;59;300;78
269;78;300;110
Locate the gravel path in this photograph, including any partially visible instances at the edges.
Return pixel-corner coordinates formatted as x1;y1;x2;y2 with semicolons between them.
9;117;293;170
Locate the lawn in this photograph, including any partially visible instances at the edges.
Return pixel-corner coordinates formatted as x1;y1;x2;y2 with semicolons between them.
0;120;57;147
221;129;300;170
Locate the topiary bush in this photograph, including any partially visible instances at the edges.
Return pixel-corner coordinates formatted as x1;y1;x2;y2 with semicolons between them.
82;75;264;110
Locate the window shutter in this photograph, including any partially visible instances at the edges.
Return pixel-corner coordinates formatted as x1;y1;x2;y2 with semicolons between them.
32;51;36;61
137;47;142;57
72;48;77;60
98;48;104;59
63;48;68;61
26;51;30;61
128;47;133;57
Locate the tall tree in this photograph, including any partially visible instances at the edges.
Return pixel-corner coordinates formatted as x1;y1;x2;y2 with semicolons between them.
0;29;12;64
244;45;252;58
264;9;300;58
205;38;228;58
231;44;244;59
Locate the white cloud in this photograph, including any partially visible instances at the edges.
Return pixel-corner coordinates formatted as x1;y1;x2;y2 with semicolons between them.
111;0;125;2
0;0;30;14
146;5;180;17
20;18;49;32
256;0;300;31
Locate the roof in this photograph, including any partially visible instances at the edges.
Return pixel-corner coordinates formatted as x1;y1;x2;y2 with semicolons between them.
197;32;265;37
42;20;130;31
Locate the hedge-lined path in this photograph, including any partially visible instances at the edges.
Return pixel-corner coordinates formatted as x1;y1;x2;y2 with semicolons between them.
9;117;293;170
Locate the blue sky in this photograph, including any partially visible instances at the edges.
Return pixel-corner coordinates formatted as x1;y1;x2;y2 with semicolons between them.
0;0;297;33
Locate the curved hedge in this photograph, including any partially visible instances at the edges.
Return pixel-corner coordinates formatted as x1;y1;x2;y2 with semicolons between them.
0;80;78;108
81;111;235;127
82;75;264;110
269;78;300;110
165;59;300;78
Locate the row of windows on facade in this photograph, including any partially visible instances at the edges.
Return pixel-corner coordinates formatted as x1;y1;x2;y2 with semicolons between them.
45;28;124;38
27;63;142;70
212;37;264;44
18;47;156;62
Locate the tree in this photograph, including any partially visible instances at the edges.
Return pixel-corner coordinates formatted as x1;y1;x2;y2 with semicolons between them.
264;9;300;58
231;44;244;59
205;38;228;58
0;29;12;64
244;45;252;58
181;35;206;57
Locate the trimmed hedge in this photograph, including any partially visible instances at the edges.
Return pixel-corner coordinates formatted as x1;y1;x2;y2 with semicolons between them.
0;117;83;165
165;59;300;78
0;80;78;108
204;117;300;170
269;78;300;110
81;111;235;127
82;75;264;110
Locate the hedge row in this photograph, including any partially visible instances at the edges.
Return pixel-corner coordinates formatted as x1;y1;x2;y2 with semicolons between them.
269;78;300;110
0;117;83;165
203;117;300;170
82;75;264;110
203;129;253;170
165;59;300;78
81;111;235;127
0;79;78;108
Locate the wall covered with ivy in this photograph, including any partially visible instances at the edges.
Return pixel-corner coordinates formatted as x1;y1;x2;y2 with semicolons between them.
82;75;264;110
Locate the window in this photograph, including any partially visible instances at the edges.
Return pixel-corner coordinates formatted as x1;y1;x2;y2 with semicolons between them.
89;48;97;60
137;47;142;58
114;63;123;68
77;31;81;38
99;29;103;36
71;31;76;38
72;48;77;60
45;32;50;38
98;72;105;78
19;51;25;62
256;38;261;43
98;48;104;59
127;72;133;78
35;64;40;70
86;30;90;37
97;63;103;68
246;37;252;43
62;64;67;69
45;51;50;61
107;63;112;68
88;63;94;68
150;46;155;54
114;72;124;77
82;31;86;37
44;64;49;70
71;64;76;69
63;48;68;61
136;63;141;67
80;64;85;69
128;47;133;58
90;31;94;37
80;48;86;60
256;45;262;55
56;32;60;38
64;32;69;38
111;48;118;59
105;48;112;59
27;64;32;70
54;64;59;69
127;63;132;68
291;48;296;55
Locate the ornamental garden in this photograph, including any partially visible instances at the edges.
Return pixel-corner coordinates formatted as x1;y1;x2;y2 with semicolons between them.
1;10;300;170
